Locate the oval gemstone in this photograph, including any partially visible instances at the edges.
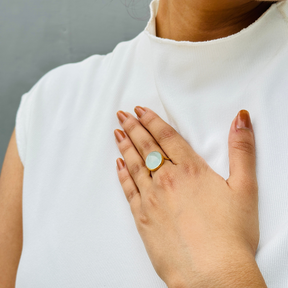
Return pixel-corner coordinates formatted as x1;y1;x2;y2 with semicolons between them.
146;151;162;170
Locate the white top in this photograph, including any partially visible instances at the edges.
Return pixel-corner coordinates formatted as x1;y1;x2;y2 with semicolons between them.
15;0;288;287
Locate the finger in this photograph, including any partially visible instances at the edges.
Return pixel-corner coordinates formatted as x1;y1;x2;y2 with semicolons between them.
134;106;199;165
116;158;142;216
114;129;152;190
226;110;258;194
116;110;173;169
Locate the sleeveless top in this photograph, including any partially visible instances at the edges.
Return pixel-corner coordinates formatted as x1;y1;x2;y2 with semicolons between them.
15;0;288;286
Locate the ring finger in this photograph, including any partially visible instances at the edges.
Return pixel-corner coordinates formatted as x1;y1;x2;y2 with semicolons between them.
116;110;172;179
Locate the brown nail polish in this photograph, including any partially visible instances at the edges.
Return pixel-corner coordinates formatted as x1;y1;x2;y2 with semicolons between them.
114;129;126;142
116;158;125;170
134;106;147;118
117;111;128;124
235;110;253;131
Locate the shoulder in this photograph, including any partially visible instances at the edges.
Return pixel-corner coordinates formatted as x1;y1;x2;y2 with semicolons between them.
20;33;144;127
28;33;144;98
31;54;110;96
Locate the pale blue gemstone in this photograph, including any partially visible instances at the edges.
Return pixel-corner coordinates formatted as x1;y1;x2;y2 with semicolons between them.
146;151;162;170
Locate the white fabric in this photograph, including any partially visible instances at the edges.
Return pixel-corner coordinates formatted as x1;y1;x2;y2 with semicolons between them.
15;0;288;287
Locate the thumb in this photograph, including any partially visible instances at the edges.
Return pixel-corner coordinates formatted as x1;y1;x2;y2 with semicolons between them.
227;110;257;192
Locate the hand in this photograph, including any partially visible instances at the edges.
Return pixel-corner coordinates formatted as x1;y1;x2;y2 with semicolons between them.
114;106;263;287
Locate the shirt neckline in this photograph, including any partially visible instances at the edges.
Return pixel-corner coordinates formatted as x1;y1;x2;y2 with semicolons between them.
143;0;287;46
140;0;288;117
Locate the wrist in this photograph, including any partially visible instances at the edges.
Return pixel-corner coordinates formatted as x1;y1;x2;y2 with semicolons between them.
167;250;267;288
201;253;267;288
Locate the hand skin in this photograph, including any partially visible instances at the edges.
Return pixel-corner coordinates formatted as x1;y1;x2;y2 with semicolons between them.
114;107;267;287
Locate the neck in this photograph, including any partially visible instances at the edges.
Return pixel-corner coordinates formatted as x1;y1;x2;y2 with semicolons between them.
155;0;277;42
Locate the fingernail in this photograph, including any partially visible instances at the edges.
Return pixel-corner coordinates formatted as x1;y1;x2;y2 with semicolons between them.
134;106;147;118
116;158;125;171
235;110;253;131
114;129;126;142
117;111;128;124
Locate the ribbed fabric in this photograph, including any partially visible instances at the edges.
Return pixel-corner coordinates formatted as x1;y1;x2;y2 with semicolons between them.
15;0;288;287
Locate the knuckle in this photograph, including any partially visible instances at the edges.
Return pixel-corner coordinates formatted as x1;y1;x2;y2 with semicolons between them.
138;212;150;226
181;161;201;178
231;140;255;156
139;138;154;152
141;113;157;128
129;162;145;178
145;192;159;209
125;120;138;134
154;168;176;189
181;157;207;178
120;142;132;155
126;188;139;203
158;126;177;143
119;172;130;185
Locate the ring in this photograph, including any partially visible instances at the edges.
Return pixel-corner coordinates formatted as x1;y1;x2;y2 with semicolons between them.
145;151;171;172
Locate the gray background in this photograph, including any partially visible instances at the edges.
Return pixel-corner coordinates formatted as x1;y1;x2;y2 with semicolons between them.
0;0;151;169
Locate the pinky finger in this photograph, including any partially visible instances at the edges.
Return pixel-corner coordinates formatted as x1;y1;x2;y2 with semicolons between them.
116;158;142;216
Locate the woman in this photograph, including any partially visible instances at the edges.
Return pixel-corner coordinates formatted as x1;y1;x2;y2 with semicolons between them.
1;0;287;287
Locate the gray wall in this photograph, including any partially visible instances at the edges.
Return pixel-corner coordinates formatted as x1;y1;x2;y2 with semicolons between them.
0;0;150;169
